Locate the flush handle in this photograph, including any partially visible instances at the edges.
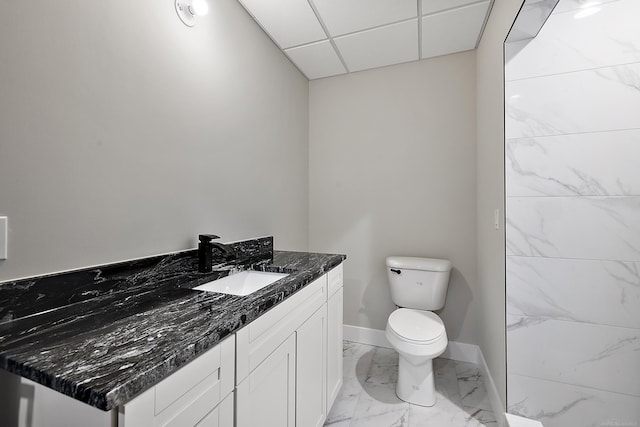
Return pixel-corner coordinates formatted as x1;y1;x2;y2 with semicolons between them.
390;268;401;275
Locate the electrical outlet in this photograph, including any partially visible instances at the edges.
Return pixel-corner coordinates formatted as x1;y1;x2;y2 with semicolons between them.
0;216;6;260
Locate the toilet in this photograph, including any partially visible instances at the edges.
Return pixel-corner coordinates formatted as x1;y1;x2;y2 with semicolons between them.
384;256;452;407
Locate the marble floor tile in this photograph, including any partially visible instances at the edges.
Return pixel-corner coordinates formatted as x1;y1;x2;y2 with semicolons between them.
434;357;463;406
349;407;410;427
363;347;399;389
326;341;496;427
455;361;493;411
343;341;376;380
409;399;497;426
326;377;364;425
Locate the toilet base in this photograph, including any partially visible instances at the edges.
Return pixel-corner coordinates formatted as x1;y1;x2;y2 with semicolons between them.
396;354;436;407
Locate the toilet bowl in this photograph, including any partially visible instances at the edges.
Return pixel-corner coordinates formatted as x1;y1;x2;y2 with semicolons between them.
385;308;448;406
385;256;452;407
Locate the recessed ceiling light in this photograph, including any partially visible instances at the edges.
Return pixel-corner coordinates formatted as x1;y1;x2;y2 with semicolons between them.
176;0;209;27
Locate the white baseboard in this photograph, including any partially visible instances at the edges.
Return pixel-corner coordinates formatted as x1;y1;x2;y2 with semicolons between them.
476;347;508;427
442;341;478;364
343;325;392;348
343;324;478;365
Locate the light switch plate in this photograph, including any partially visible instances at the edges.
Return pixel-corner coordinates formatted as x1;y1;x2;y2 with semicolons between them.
0;216;7;259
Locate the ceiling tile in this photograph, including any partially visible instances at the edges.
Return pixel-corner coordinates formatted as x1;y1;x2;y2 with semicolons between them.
238;0;327;49
421;1;490;59
285;41;347;80
421;0;482;15
312;0;417;36
334;20;419;72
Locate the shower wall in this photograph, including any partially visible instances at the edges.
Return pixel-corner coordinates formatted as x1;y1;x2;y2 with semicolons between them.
505;1;640;426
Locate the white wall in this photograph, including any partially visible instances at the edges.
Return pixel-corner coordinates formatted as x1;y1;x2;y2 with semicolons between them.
505;1;640;425
309;53;478;344
0;0;309;282
475;0;523;407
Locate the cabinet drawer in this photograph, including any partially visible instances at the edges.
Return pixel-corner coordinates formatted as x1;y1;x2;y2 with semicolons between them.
120;335;235;427
328;263;343;297
162;387;233;427
161;376;221;427
155;334;234;415
236;274;327;384
155;345;220;415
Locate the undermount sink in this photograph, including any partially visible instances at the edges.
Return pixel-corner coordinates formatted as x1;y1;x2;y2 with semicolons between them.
194;271;289;296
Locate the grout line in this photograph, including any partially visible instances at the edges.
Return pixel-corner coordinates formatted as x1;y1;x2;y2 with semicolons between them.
506;126;640;141
508;372;640;398
505;253;640;264
505;312;640;332
505;194;640;199
506;254;640;263
506;59;640;83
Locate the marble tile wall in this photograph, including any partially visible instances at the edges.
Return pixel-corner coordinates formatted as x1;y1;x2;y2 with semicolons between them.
505;1;640;426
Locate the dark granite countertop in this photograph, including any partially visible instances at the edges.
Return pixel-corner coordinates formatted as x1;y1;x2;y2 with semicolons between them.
0;237;345;411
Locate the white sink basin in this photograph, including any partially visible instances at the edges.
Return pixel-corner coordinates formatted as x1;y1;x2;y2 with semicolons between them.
194;271;289;296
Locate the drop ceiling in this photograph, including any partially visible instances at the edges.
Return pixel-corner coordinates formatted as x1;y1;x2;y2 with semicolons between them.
236;0;494;80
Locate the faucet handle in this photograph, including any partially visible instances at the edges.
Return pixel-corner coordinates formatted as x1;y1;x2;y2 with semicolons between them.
199;234;220;243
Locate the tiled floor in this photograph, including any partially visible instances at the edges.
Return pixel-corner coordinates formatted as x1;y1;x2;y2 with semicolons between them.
325;341;497;427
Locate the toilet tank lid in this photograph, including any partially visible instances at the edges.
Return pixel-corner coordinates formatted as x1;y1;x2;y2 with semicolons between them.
386;256;452;272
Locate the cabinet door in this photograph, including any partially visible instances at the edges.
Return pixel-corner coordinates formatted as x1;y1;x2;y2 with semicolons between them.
236;334;296;427
236;275;326;385
296;305;327;427
193;392;233;427
327;287;343;411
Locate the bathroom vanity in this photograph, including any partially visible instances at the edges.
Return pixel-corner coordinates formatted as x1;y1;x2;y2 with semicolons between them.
0;237;345;427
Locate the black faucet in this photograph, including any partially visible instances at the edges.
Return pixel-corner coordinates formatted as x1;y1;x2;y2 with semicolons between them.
198;234;236;273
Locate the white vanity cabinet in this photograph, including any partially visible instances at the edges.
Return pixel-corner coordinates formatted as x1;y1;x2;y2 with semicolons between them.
118;334;235;427
236;273;327;427
236;262;344;427
118;262;344;427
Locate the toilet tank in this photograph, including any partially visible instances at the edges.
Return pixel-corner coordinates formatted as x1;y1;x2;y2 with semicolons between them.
386;256;453;310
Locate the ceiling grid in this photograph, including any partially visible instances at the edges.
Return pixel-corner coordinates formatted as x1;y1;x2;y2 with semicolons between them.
237;0;494;80
305;0;351;73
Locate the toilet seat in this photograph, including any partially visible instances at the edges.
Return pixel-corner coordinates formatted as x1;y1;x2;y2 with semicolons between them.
387;308;445;344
